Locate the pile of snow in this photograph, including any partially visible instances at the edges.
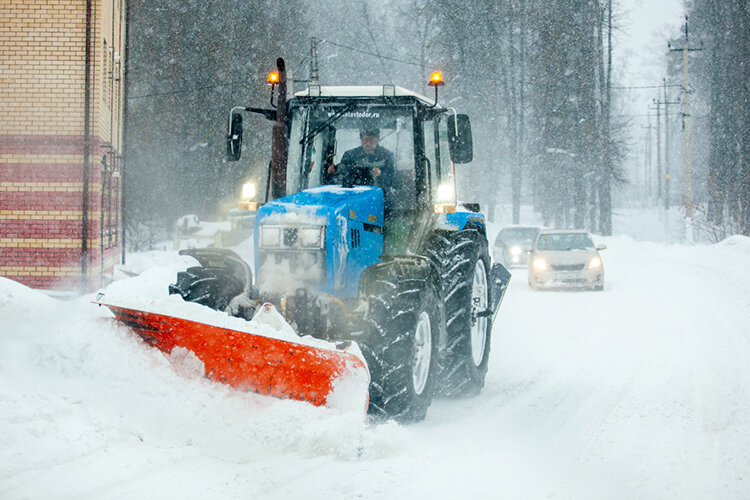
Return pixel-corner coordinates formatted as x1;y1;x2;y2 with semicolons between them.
0;267;399;498
175;214;201;234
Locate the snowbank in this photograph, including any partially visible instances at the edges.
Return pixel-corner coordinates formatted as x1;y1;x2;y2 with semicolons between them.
0;276;387;498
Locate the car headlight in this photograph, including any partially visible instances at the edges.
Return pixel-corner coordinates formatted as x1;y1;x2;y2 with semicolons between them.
588;256;602;269
510;246;522;256
260;226;281;248
299;226;325;248
532;257;548;271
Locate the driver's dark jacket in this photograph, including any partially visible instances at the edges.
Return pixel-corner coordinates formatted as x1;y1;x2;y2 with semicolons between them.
337;145;395;190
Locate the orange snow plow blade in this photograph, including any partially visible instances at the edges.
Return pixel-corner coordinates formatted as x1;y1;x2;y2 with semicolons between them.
98;301;369;413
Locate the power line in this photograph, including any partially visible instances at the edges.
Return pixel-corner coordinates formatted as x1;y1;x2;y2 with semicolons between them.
318;39;421;68
128;81;244;100
129;56;312;101
622;112;687;118
611;84;682;90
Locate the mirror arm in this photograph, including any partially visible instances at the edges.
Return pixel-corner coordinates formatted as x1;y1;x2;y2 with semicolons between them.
447;107;459;135
230;106;277;122
228;106;245;130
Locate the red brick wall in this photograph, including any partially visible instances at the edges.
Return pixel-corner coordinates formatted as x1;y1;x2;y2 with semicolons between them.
0;0;126;291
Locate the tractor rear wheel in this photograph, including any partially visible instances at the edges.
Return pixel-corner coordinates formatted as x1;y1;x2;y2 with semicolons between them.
359;261;441;423
168;266;244;312
426;229;492;397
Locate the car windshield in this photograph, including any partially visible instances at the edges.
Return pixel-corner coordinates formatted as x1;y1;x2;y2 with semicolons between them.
497;227;538;246
535;233;594;251
286;103;415;205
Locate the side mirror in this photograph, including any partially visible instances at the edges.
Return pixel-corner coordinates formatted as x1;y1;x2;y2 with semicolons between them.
596;243;607;250
447;114;473;164
461;202;480;213
226;112;243;162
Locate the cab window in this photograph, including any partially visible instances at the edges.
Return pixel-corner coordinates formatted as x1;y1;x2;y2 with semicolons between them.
287;104;416;210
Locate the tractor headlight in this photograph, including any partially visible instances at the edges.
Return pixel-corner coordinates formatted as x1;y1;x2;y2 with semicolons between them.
242;182;256;200
532;257;548;271
260;226;281;248
434;182;457;214
436;183;455;203
261;225;324;249
239;182;258;211
300;226;325;249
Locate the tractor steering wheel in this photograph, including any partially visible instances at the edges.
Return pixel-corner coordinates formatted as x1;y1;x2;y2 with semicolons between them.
341;163;374;188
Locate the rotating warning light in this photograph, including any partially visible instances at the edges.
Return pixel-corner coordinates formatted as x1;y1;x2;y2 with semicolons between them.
428;71;444;86
267;71;280;85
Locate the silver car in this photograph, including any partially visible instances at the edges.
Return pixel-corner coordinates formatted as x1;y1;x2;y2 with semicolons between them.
527;229;606;290
493;226;540;267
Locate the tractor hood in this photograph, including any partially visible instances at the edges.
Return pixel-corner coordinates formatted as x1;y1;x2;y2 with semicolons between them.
256;185;384;228
254;185;385;299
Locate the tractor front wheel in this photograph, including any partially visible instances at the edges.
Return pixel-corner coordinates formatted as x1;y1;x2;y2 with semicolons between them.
427;229;493;397
359;262;441;423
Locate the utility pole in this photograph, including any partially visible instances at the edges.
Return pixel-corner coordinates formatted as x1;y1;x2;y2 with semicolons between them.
649;100;662;206
310;37;320;86
670;16;702;238
661;78;680;211
517;0;527;226
643;119;656;203
599;0;614;235
509;0;520;225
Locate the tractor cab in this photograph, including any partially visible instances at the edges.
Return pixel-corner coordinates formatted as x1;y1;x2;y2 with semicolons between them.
287;87;447;212
229;82;474;256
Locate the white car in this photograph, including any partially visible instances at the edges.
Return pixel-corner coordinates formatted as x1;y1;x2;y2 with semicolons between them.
527;229;606;290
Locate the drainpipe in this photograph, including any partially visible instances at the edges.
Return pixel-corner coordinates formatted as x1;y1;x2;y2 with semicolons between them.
82;0;92;291
121;0;130;265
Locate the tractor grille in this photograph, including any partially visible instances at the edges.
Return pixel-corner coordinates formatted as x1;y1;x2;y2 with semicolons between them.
550;263;586;271
257;249;326;295
350;228;361;249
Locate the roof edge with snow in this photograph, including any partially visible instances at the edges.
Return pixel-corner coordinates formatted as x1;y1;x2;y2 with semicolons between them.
293;86;434;105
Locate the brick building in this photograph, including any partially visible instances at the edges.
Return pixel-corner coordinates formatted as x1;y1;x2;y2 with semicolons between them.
0;0;126;291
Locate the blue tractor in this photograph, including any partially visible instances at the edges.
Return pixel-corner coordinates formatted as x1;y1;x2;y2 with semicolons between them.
169;59;511;422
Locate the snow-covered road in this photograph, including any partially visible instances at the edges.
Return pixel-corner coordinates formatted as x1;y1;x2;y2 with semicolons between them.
2;236;750;499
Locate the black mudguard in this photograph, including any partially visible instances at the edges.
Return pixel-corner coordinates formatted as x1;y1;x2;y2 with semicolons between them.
490;263;511;321
178;248;254;298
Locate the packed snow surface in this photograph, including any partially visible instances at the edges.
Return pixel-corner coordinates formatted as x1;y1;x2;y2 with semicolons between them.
2;232;750;499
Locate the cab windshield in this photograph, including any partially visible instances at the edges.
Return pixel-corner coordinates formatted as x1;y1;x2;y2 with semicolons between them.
536;233;595;251
286;103;416;209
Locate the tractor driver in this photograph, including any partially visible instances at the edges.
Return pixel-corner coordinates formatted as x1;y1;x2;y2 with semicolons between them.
324;127;395;190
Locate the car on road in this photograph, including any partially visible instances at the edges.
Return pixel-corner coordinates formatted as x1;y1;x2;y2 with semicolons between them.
493;226;540;267
527;229;606;290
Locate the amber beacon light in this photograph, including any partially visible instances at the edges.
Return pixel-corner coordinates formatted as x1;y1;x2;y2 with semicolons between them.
428;71;444;87
267;71;280;107
427;71;444;107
